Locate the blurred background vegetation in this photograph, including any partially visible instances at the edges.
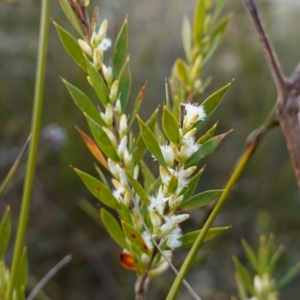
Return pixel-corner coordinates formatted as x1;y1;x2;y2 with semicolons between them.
1;0;300;299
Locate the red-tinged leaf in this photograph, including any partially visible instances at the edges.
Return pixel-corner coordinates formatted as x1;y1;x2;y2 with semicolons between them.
121;220;150;255
76;126;109;170
120;252;137;270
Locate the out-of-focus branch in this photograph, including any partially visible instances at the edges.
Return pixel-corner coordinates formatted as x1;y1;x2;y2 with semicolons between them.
243;0;300;190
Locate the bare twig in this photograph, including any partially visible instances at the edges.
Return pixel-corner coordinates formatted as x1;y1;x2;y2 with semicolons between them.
26;255;72;300
243;0;300;190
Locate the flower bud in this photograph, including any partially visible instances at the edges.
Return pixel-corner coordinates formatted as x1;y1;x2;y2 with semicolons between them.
141;253;150;265
93;47;103;70
117;136;128;159
159;166;170;186
103;127;117;146
112;178;123;191
114;99;122;116
83;0;89;7
100;103;113;126
124;191;131;207
160;145;174;168
108;159;120;179
186;113;199;130
97;20;108;43
124;149;133;169
109;80;119;102
102;64;113;84
91;31;98;49
182;166;197;178
78;39;92;57
172;214;189;224
133;165;139;180
119;114;128;137
148;261;169;277
184;128;196;138
150;210;161;230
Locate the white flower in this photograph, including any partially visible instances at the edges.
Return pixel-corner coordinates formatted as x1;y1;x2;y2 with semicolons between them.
97;20;108;43
167;227;182;249
98;37;112;52
117;136;128;159
133;165;139;180
173;136;200;162
149;188;168;215
93;47;103;70
100;103;113;126
78;39;93;57
159;166;171;186
102;127;117;146
119;114;128;137
102;64;113;84
114;99;121;116
160;144;175;167
109;80;119;102
124;149;133;169
142;231;154;251
108;159;120;179
184;103;206;123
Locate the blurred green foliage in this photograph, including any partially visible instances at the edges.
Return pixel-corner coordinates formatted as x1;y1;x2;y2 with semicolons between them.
0;0;300;299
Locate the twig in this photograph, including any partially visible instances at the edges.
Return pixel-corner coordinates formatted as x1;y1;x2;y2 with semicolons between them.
26;255;72;300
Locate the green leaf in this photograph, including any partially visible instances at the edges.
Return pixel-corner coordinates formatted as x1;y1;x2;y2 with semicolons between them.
140;160;156;194
113;18;128;79
0;207;11;261
233;257;254;294
137;116;168;170
180;166;205;200
74;168;120;210
119;202;133;227
275;263;300;290
118;56;131;112
197;122;218;144
235;272;248;300
63;79;105;126
175;189;223;212
177;227;230;249
15;247;28;300
174;59;189;85
125;170;150;205
193;0;205;45
53;21;87;72
133;108;158;164
165;80;170;110
85;115;119;162
241;239;258;271
85;57;110;106
129;83;147;128
211;0;227;24
185;131;231;168
201;81;232;117
162;106;180;144
58;0;84;37
100;208;128;249
182;15;192;62
121;220;150;255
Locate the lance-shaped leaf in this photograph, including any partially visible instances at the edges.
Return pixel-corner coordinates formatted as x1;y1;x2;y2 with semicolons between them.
74;168;120;210
118;56;131;112
162;106;180;144
235;272;248;300
0;207;11;261
137;115;168;170
101;208;128;249
197;122;218;144
113;17;128;79
16;247;28;300
193;0;205;45
201;81;232;117
120;252;137;270
241;239;258;271
119;201;133;227
211;0;226;24
233;257;254;294
129;82;147;128
85;115;119;162
63;79;105;126
177;226;231;249
180;166;205;200
275;263;300;290
175;190;223;212
140;160;156;194
58;0;84;37
53;21;87;72
85;57;110;106
182;15;192;62
121;220;150;255
174;59;189;85
125;170;150;205
185;131;232;168
76;126;109;170
133;108;158;164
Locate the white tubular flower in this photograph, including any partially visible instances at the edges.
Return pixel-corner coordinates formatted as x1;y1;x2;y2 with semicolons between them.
124;149;133;169
149;189;168;215
168;194;183;209
98;37;112;53
171;214;189;224
160;217;176;237
119;168;128;189
109;80;119;102
178;166;197;179
176;137;200;161
184;128;196;138
148;260;169;278
108;158;120;179
100;103;113;126
119;114;128;137
97;19;108;43
112;179;125;201
141;253;150;265
103;127;117;146
124;190;131;207
133;165;139;180
149;210;161;231
78;39;93;57
114;99;122;116
117;135;128;159
183;103;206;130
102;64;113;84
141;231;154;251
166;227;182;250
160;145;175;168
93;47;103;70
159;166;171;186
